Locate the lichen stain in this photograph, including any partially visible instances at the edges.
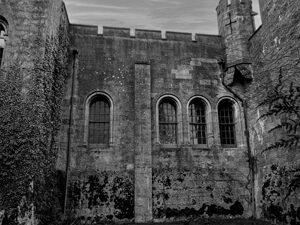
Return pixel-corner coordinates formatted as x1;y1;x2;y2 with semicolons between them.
85;175;109;209
222;195;233;204
112;176;134;220
68;171;134;221
153;169;247;220
262;164;300;224
154;201;244;219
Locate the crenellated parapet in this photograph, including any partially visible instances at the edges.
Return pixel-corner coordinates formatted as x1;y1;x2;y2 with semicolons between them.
70;24;98;35
70;24;222;45
103;26;130;37
165;31;191;41
135;29;161;40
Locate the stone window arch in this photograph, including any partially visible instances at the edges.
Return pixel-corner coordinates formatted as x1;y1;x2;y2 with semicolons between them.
84;92;114;145
217;98;240;148
156;95;182;145
0;16;8;67
187;96;212;146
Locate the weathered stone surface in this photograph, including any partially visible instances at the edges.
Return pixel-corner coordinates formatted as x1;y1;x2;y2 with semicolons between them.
1;0;299;224
57;21;250;221
217;0;255;66
68;171;134;221
134;63;152;222
241;0;300;223
0;1;69;224
224;67;235;86
236;64;253;80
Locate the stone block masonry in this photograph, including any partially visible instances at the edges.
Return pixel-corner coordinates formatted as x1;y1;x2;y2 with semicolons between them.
58;20;251;222
68;171;134;221
134;63;152;222
103;26;130;38
135;29;162;40
1;0;299;224
241;0;300;223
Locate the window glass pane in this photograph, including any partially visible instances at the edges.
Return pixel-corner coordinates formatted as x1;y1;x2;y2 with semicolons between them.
159;99;177;144
0;23;5;65
0;24;5;32
0;48;3;65
89;96;110;144
218;100;236;146
189;99;207;144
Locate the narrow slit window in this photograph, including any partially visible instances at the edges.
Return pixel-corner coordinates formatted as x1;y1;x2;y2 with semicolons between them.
89;96;110;144
218;99;236;147
159;98;177;144
189;99;207;145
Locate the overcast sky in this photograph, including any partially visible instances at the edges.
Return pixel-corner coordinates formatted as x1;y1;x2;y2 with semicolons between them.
64;0;261;35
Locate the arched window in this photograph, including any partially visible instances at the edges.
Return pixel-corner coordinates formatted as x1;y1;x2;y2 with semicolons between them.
218;99;236;147
88;95;110;144
159;98;177;144
0;18;8;66
189;98;207;145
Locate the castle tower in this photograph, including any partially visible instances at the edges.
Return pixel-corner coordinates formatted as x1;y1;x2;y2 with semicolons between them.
217;0;257;85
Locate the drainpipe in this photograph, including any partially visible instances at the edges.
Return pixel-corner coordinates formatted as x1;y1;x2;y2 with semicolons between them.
219;63;257;219
63;49;78;216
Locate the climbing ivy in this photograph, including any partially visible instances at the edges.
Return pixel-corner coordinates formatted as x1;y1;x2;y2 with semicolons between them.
0;23;69;224
258;71;300;152
259;71;300;224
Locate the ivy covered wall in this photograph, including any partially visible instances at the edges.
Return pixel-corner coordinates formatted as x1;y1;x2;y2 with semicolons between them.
0;0;70;224
247;0;300;223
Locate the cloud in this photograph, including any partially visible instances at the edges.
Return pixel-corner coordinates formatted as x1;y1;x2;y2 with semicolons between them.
64;0;262;34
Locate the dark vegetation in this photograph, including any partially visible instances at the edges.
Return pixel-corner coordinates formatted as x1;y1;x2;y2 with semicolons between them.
258;70;300;152
95;218;274;225
61;218;274;225
68;173;134;221
258;71;300;224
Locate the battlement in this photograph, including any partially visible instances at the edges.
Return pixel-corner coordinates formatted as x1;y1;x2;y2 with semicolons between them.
70;24;98;35
165;31;192;41
103;26;130;37
135;29;161;40
70;24;222;45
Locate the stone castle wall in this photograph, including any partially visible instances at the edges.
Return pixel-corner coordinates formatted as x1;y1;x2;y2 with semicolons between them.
0;0;69;70
0;0;70;223
248;0;300;222
1;0;299;223
56;23;253;222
